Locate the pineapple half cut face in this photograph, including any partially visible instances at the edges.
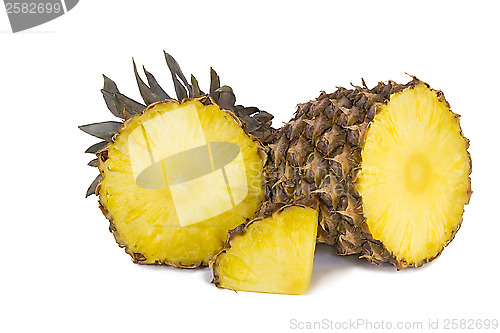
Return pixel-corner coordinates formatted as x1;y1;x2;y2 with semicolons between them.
98;99;265;266
357;84;471;265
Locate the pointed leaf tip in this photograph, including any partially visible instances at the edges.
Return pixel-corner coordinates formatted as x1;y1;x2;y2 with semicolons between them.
86;174;102;197
210;68;221;102
133;58;160;105
102;75;119;93
85;141;108;154
191;75;202;97
88;158;99;167
164;52;192;100
79;121;123;142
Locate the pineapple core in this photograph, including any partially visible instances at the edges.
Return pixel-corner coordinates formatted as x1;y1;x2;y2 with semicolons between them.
213;206;318;295
357;84;470;265
98;100;264;265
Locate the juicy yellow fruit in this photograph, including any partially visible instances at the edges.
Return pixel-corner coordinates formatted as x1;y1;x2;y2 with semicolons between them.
211;206;318;295
357;84;470;264
98;99;265;266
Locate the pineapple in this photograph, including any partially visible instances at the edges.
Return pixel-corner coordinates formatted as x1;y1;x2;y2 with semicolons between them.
265;77;472;269
82;51;471;271
80;53;273;267
210;205;318;294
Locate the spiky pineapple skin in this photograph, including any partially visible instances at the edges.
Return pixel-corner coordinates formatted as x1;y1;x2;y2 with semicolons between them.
264;77;472;269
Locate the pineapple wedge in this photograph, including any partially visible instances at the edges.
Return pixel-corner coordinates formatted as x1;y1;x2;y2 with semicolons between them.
210;205;318;295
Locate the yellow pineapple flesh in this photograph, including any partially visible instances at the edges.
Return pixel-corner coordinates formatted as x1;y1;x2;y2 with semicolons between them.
97;98;265;267
357;83;471;265
210;206;318;295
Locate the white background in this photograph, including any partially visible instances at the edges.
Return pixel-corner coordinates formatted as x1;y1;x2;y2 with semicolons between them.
1;1;499;332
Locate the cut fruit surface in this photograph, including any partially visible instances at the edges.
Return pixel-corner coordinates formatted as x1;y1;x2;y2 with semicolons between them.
211;205;318;295
98;97;265;267
357;83;471;265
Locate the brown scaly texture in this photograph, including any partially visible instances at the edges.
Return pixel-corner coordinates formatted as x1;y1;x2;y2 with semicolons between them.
263;77;472;269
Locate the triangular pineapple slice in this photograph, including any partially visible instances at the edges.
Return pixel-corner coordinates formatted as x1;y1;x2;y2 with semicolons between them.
210;205;318;295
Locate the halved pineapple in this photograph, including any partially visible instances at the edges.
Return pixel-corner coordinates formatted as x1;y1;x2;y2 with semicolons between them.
266;77;471;268
97;97;265;267
357;83;471;265
210;205;318;295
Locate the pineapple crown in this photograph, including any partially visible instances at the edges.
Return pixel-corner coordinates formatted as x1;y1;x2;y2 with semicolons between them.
79;52;273;197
